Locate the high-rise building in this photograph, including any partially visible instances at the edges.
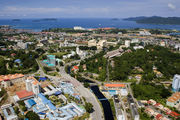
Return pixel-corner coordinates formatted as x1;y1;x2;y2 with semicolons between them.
172;74;180;92
47;55;56;67
25;77;40;95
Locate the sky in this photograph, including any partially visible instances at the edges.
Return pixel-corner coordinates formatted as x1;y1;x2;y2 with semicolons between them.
0;0;179;18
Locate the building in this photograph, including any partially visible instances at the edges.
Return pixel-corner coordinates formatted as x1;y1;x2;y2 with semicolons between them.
17;41;28;49
14;90;34;102
166;92;180;108
76;46;87;58
105;84;126;90
97;40;107;49
47;103;85;120
131;39;139;43
130;104;139;120
88;39;97;47
0;74;24;88
26;76;40;95
160;41;166;47
1;104;18;120
125;40;130;47
47;55;56;67
139;31;151;36
172;74;180;92
32;93;56;114
105;48;124;58
74;26;85;30
133;46;144;50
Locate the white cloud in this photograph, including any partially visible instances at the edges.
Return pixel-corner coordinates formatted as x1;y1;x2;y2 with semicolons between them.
3;6;64;13
168;3;176;10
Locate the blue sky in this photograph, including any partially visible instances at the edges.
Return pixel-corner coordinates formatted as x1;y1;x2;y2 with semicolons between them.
0;0;179;18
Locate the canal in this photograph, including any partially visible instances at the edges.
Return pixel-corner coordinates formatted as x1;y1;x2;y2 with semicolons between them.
91;85;114;120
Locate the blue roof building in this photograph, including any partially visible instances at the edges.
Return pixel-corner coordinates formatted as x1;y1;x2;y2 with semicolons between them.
24;99;36;108
37;93;56;110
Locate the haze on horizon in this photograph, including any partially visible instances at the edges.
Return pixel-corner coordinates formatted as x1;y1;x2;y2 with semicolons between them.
0;0;179;19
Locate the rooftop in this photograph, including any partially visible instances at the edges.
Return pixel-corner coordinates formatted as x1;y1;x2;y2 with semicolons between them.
0;74;24;82
167;92;180;103
16;90;34;99
105;84;125;88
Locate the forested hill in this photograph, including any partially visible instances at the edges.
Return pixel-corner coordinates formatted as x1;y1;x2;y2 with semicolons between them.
110;45;180;81
124;16;180;25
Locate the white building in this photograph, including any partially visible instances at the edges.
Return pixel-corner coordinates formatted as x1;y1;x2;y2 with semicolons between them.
125;40;130;48
172;74;180;92
160;41;166;47
74;26;85;30
17;41;28;49
88;39;97;47
26;77;40;95
1;104;18;120
139;31;151;36
133;46;144;50
131;39;139;43
117;109;126;120
97;40;107;49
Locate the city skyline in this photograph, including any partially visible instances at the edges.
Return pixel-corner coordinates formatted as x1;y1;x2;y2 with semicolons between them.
0;0;180;18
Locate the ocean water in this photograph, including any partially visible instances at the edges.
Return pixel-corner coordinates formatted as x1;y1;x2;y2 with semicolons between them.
0;18;180;32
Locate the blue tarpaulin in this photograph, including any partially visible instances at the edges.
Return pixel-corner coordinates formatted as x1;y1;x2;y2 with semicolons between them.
38;77;47;82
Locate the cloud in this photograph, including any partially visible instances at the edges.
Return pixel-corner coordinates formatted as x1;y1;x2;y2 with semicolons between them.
168;3;176;10
3;6;64;13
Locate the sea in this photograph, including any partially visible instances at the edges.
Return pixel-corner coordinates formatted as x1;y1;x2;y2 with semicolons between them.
0;18;180;32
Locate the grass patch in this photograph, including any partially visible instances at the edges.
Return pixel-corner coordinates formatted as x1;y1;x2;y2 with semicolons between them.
109;98;116;120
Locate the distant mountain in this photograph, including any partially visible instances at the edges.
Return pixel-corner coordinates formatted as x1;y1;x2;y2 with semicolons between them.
124;16;180;25
32;18;57;22
12;19;21;21
123;16;147;21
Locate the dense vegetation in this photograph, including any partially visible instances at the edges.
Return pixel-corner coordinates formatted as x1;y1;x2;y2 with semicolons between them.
131;82;171;101
0;50;39;75
124;16;180;25
111;45;180;81
79;46;97;50
25;111;40;120
80;52;107;81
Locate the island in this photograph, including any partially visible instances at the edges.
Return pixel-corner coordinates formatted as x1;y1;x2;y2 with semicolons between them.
124;16;180;25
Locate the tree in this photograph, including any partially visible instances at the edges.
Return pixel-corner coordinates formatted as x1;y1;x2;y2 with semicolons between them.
14;106;20;114
84;82;90;88
25;111;40;120
85;102;93;113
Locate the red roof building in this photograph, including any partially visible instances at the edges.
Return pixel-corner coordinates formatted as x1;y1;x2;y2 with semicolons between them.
16;90;34;100
105;84;125;88
156;114;163;120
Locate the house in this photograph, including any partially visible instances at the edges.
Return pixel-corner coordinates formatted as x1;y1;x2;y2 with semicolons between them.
72;66;79;72
166;92;180;108
145;108;154;116
148;99;156;105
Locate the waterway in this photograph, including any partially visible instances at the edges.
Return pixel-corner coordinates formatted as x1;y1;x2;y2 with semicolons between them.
90;85;114;120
